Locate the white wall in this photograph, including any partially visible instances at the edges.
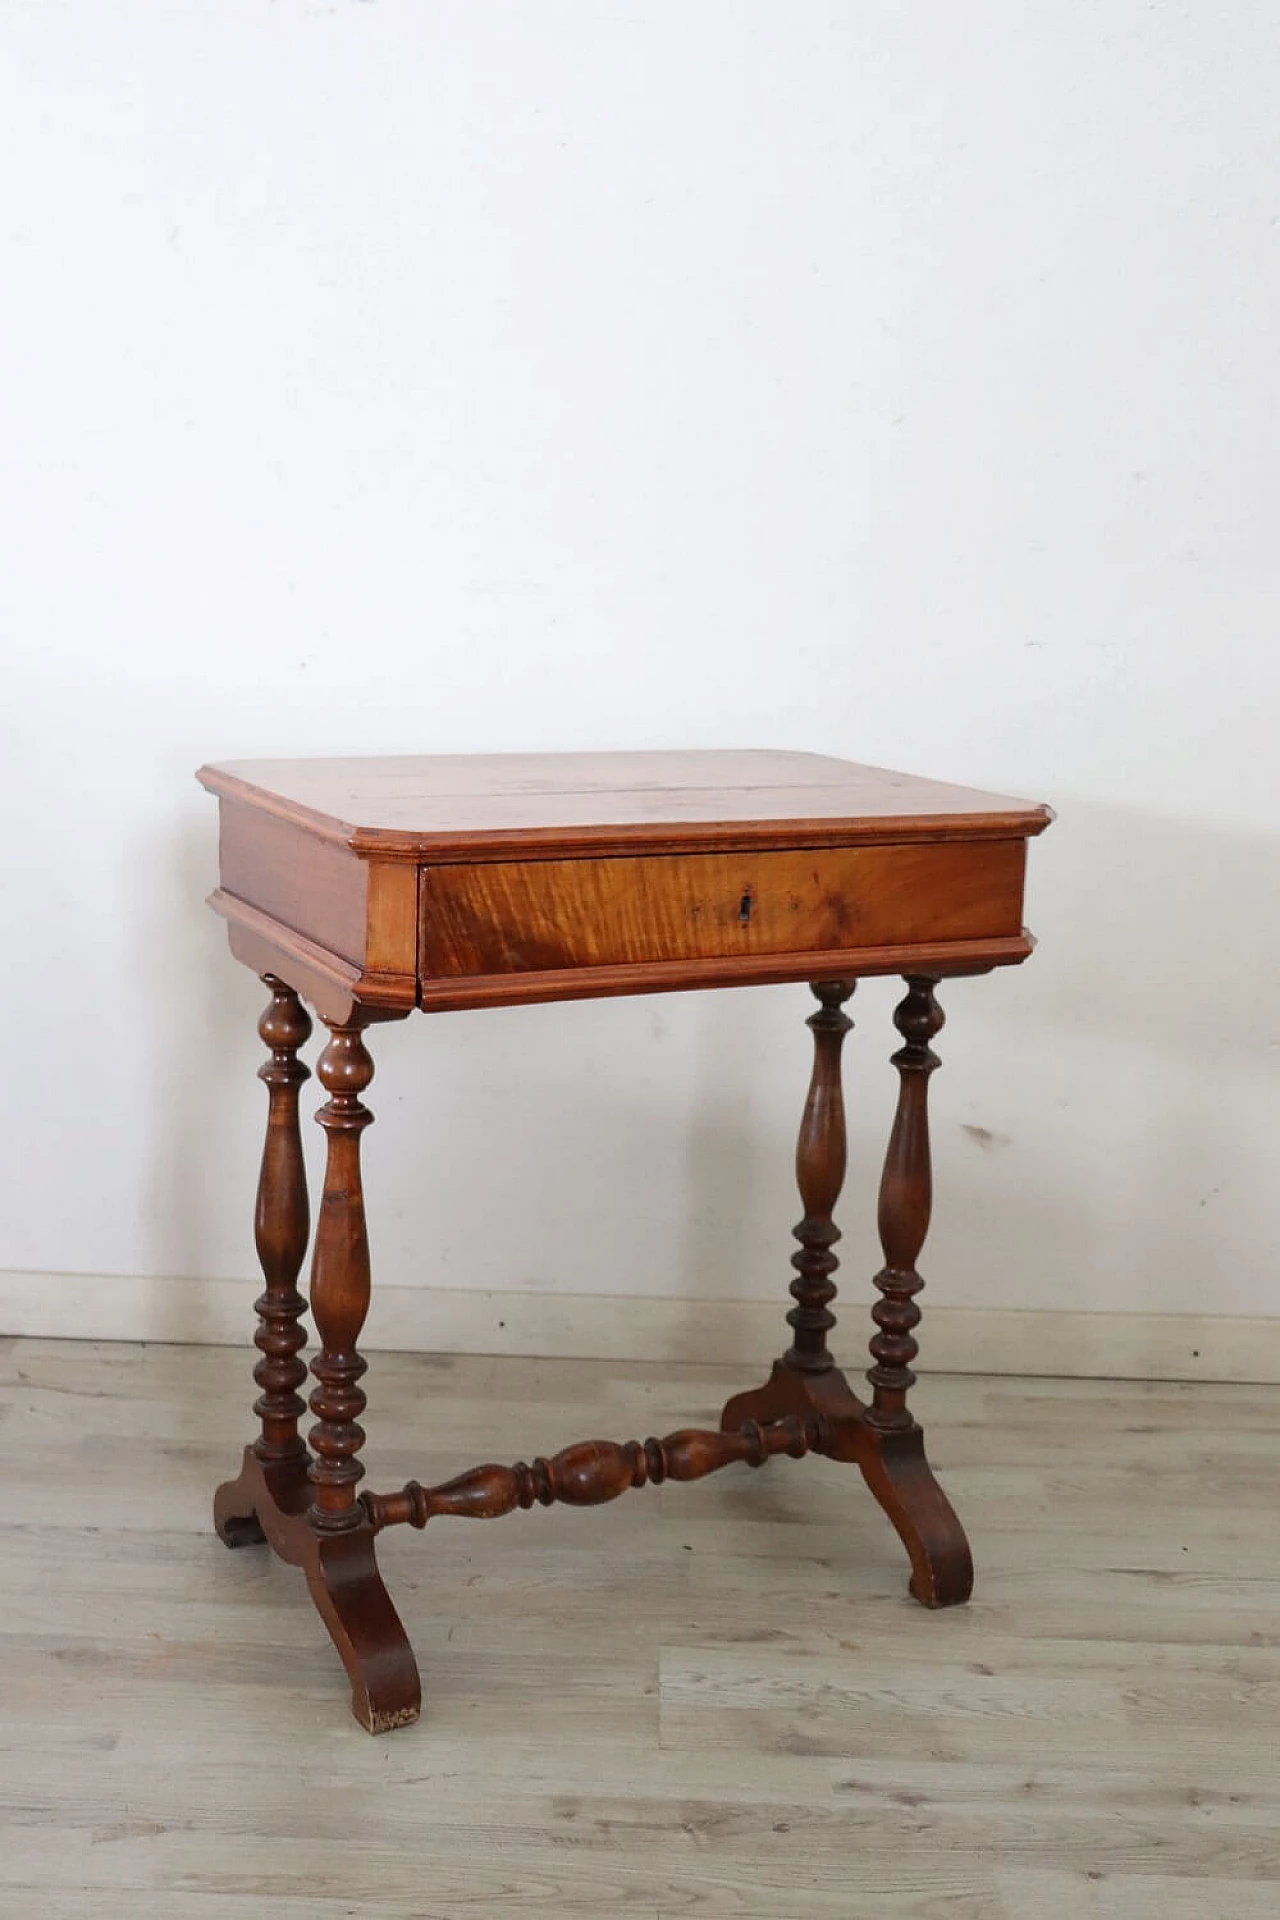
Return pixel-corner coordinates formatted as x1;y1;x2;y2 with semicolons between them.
2;2;1277;1340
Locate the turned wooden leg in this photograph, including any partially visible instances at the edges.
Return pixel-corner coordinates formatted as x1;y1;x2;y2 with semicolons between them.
307;1021;376;1535
857;977;972;1606
785;980;855;1372
214;976;313;1548
720;975;972;1610
305;1019;420;1732
865;975;941;1430
720;980;857;1432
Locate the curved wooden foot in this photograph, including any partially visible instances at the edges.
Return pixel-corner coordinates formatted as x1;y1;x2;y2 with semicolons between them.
214;1444;308;1549
213;1448;420;1731
213;1494;267;1549
720;1364;972;1608
857;1423;973;1608
306;1526;421;1734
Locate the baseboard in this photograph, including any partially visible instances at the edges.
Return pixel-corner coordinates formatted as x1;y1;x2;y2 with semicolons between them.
1;1269;1277;1384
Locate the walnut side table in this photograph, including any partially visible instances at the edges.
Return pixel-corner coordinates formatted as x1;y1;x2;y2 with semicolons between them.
198;750;1051;1733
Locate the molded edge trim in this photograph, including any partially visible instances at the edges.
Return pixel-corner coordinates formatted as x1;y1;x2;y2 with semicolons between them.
208;890;417;1013
416;933;1035;1012
198;765;1053;863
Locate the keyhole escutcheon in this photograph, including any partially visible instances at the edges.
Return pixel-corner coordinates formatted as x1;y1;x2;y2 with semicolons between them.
738;888;754;926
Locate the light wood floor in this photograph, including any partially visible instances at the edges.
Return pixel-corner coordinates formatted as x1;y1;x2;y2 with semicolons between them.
1;1337;1278;1918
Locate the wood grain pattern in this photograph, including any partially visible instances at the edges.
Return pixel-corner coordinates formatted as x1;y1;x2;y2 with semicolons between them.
218;801;370;966
364;860;419;978
212;802;419;1020
419;840;1026;980
198;749;1053;860
6;1340;1280;1919
202;749;1049;1014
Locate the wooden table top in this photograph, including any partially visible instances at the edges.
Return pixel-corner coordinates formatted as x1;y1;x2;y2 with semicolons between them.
198;750;1052;861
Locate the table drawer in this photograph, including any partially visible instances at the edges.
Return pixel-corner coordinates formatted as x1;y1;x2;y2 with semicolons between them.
419;840;1025;980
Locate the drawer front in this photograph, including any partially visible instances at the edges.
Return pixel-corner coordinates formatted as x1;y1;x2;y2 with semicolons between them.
419;840;1026;980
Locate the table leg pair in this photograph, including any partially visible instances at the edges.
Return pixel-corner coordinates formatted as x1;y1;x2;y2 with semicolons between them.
214;974;971;1733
